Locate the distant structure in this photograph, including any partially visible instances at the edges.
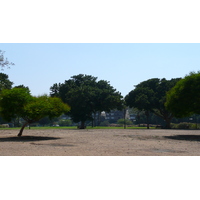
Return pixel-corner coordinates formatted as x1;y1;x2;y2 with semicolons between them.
104;109;130;123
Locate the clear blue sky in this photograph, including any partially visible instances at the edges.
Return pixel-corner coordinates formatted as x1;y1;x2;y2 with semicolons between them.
1;43;200;97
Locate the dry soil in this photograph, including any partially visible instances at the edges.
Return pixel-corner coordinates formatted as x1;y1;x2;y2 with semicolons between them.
1;128;200;156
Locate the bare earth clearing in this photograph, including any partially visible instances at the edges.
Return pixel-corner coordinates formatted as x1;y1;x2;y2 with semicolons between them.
1;128;200;156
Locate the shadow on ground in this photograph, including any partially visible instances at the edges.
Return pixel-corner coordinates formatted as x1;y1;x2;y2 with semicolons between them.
165;135;200;141
0;136;60;142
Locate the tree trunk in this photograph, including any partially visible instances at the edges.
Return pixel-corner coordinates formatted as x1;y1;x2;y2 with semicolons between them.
18;122;29;137
145;111;150;129
164;118;171;129
124;108;126;129
97;111;101;126
79;121;85;129
92;118;94;127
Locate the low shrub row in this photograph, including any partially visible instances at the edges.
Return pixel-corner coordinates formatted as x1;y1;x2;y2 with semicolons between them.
171;122;199;129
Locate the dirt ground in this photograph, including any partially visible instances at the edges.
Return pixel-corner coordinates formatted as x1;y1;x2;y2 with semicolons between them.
1;128;200;156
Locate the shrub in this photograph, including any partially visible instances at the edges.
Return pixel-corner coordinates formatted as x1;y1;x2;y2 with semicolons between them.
58;119;72;126
100;120;110;126
0;124;9;128
117;119;133;126
170;123;178;129
170;122;198;129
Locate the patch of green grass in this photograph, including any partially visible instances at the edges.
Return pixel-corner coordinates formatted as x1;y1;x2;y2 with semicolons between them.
0;126;155;130
90;126;155;129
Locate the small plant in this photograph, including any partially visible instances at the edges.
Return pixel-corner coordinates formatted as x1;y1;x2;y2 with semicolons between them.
117;119;133;126
100;120;110;126
170;122;199;129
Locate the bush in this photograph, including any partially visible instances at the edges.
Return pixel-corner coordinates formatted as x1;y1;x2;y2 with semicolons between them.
177;122;189;129
117;119;133;126
58;119;72;126
170;123;177;129
170;122;198;129
0;124;9;128
100;120;110;126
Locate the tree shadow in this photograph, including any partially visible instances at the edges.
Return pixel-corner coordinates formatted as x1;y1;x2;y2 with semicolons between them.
165;135;200;142
0;136;60;142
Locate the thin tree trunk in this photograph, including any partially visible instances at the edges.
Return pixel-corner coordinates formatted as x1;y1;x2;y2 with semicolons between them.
124;108;126;129
92;118;94;127
80;121;85;129
18;122;29;137
97;111;101;126
164;118;171;129
145;111;150;129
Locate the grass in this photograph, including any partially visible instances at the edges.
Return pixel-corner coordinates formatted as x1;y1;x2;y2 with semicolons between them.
90;126;155;129
0;126;154;130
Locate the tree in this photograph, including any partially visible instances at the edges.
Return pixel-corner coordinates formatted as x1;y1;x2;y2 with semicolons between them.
0;50;15;70
0;72;13;92
0;88;70;136
50;74;123;129
125;78;181;129
14;84;30;91
165;72;200;118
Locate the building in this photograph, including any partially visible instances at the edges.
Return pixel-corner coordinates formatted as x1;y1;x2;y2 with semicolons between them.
104;109;130;123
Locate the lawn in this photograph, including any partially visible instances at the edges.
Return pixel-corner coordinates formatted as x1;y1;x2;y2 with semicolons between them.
0;126;154;130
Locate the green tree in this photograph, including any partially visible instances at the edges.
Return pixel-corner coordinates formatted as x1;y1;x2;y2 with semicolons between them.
165;72;200;118
14;84;30;92
0;73;13;92
125;78;181;129
50;74;123;129
0;50;15;70
0;88;70;136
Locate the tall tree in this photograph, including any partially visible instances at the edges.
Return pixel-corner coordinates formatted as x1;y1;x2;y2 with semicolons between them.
50;74;123;129
0;88;70;136
125;78;181;128
165;72;200;118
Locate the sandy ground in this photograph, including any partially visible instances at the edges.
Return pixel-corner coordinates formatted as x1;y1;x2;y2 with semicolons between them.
1;128;200;156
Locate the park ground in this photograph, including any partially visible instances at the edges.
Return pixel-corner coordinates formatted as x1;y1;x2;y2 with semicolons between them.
1;128;200;156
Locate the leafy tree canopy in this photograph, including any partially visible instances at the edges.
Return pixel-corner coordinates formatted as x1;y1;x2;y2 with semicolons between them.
125;78;181;128
165;72;200;118
50;74;123;128
0;88;70;136
0;72;13;92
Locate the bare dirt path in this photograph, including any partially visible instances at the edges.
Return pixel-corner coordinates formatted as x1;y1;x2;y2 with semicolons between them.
1;128;200;156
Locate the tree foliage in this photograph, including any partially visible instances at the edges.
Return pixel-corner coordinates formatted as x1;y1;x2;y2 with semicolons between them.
165;72;200;118
125;78;181;128
0;73;13;92
0;88;70;136
0;50;15;70
50;74;123;128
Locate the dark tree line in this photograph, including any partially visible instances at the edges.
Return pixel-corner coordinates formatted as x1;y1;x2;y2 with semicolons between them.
1;71;200;130
1;49;200;130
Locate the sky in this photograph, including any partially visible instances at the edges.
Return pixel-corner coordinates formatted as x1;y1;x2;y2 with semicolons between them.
1;43;200;97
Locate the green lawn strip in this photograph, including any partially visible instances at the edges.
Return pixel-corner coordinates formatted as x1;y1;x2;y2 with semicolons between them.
0;126;154;130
